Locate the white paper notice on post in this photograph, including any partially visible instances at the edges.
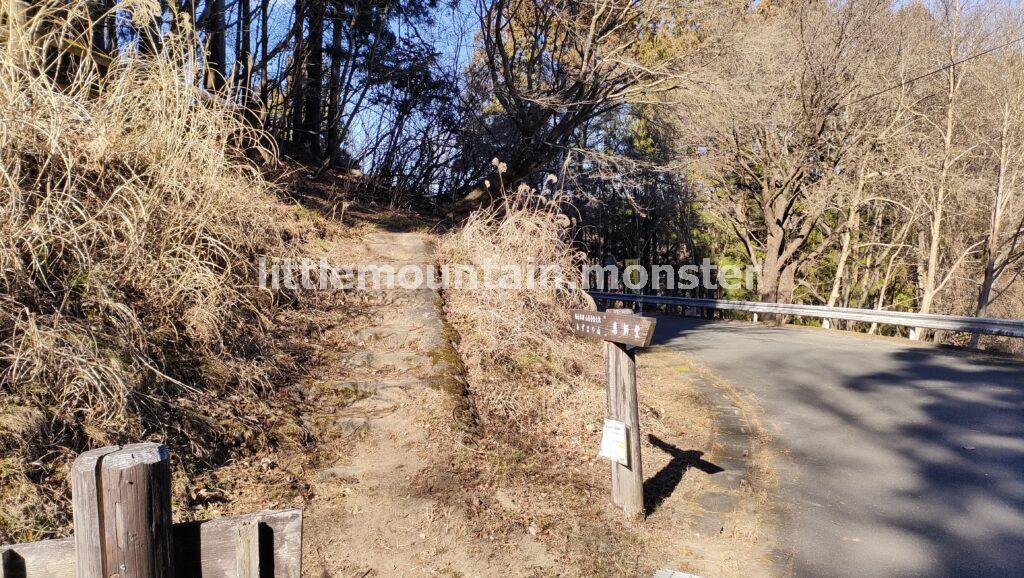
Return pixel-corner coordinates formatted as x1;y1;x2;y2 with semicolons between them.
599;419;629;466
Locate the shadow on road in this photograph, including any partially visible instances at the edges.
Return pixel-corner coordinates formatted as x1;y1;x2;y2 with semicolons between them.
825;346;1024;576
650;315;794;345
650;314;1024;576
644;434;723;515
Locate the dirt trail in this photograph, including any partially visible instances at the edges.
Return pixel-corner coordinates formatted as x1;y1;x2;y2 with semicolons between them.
301;227;555;577
283;219;778;577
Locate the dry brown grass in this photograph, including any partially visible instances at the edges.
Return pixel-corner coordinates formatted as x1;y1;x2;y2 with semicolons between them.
0;0;311;541
435;187;655;573
437;186;598;449
435;187;779;575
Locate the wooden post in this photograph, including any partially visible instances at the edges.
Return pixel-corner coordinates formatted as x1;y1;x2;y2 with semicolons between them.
236;521;261;578
605;309;645;518
72;443;173;578
1;548;14;578
72;445;121;578
569;308;654;519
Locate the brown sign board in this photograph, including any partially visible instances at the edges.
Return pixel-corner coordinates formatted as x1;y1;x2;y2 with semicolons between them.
570;310;657;347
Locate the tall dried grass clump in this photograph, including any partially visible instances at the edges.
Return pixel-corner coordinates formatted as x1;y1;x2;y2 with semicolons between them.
0;0;301;541
437;184;601;452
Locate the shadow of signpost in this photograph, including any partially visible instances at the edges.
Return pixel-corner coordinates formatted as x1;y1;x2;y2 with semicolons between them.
644;434;724;515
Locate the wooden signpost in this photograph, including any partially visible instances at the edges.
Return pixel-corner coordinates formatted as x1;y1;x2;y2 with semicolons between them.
570;308;656;519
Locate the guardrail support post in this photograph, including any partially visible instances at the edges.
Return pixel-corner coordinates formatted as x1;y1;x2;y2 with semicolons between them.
72;443;173;578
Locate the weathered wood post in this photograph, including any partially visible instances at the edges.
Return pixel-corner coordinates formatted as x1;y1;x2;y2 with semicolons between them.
236;521;261;578
605;309;644;518
72;442;173;578
570;308;656;519
0;548;14;578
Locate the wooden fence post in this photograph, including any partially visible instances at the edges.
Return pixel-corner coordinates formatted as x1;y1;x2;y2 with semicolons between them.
72;442;173;578
236;521;261;578
1;548;14;578
72;445;121;578
605;309;645;518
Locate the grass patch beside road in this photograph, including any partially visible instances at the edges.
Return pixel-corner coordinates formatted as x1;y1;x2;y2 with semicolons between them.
432;192;779;575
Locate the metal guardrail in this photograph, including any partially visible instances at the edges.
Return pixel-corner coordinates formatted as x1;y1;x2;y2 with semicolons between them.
588;292;1024;339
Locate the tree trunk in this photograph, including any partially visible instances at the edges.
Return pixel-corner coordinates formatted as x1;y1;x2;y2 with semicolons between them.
236;0;252;108
206;0;227;91
290;0;305;146
301;0;325;157
825;208;860;329
757;241;785;324
89;0;111;54
260;0;269;111
869;250;901;335
757;224;785;300
326;13;343;165
971;103;1012;348
916;7;963;341
827;221;856;308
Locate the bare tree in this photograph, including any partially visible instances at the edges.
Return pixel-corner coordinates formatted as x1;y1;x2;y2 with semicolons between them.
674;1;895;306
905;0;988;335
970;12;1024;345
461;0;700;202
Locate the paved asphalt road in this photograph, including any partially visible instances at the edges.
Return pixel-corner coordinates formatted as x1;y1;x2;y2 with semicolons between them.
652;316;1024;577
